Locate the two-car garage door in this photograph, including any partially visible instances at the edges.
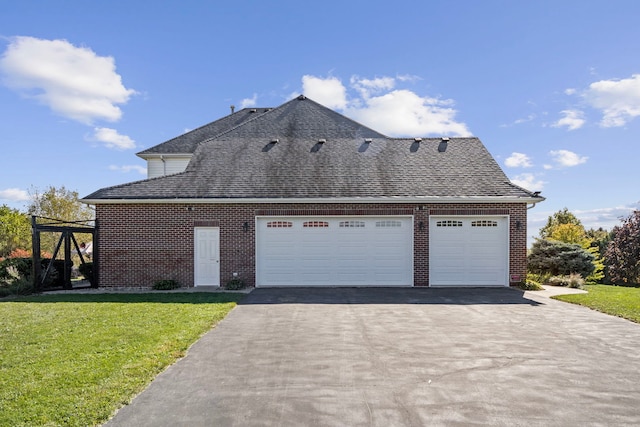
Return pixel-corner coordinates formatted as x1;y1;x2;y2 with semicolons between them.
255;215;509;287
256;217;413;287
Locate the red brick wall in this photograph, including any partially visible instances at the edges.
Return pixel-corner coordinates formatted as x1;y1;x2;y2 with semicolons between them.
94;202;529;288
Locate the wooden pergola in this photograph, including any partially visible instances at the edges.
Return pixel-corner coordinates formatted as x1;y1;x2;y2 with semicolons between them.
31;216;98;291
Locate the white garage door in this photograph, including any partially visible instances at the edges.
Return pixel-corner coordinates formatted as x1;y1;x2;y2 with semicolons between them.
429;216;509;287
256;217;413;287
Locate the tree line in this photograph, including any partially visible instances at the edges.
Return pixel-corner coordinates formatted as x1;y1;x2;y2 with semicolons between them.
0;186;93;259
529;207;640;286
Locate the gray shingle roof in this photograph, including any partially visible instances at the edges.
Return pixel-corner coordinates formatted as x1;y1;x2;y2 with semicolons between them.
136;107;274;155
85;96;542;202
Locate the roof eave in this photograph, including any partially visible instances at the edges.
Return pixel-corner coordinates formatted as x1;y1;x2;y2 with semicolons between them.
82;195;546;205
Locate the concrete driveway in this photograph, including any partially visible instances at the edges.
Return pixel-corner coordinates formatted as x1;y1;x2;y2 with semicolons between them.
106;288;640;426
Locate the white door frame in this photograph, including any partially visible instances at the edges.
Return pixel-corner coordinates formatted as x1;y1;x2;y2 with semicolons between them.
194;227;220;287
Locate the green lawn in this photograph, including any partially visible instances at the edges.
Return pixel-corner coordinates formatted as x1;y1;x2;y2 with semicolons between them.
0;292;245;427
553;284;640;323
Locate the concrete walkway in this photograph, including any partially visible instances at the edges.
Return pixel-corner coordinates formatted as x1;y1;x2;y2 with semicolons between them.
106;287;640;426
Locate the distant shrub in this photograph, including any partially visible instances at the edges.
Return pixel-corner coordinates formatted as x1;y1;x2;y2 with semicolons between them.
8;248;31;258
152;279;180;290
225;277;246;290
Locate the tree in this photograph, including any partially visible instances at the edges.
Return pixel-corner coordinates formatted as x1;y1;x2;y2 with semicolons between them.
539;209;604;284
0;205;31;258
539;208;583;239
27;186;94;256
528;239;595;278
549;223;586;245
28;186;93;222
605;211;640;285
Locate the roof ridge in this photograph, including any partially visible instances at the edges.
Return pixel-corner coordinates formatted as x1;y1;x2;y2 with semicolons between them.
193;105;278;147
136;107;274;155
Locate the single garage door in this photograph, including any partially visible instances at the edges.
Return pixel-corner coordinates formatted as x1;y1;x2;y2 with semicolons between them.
429;216;509;287
256;217;413;287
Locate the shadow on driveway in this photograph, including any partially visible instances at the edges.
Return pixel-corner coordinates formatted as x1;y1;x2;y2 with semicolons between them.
240;286;541;306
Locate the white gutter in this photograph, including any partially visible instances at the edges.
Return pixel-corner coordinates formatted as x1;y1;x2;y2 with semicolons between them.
82;195;546;205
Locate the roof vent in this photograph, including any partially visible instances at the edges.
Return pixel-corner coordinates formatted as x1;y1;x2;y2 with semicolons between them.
318;138;326;144
271;138;279;144
230;105;235;114
297;94;306;100
250;109;257;113
414;137;422;142
441;137;450;142
364;138;372;143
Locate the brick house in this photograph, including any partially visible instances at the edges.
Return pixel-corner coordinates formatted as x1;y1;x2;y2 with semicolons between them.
82;95;544;288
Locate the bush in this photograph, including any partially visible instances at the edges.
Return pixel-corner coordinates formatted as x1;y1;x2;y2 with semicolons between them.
0;257;31;283
41;259;68;287
78;262;93;282
545;274;585;289
0;264;34;297
528;239;595;278
225;277;246;290
517;281;544;291
152;279;180;290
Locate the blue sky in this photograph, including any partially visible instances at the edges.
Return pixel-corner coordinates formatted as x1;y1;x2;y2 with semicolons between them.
1;0;639;242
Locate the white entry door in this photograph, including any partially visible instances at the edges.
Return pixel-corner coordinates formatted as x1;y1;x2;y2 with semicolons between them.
194;227;220;286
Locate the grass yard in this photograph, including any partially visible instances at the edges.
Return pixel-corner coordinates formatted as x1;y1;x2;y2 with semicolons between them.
0;292;245;427
553;284;640;323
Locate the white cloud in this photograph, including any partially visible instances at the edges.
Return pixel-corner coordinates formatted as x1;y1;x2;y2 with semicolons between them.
0;36;136;124
346;89;469;137
564;88;577;95
552;109;585;131
0;188;29;201
548;149;588;168
350;75;395;98
583;74;640;127
239;93;258;109
575;202;640;231
301;75;347;109
108;164;146;175
91;127;136;150
505;152;533;168
510;173;545;191
300;74;470;137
